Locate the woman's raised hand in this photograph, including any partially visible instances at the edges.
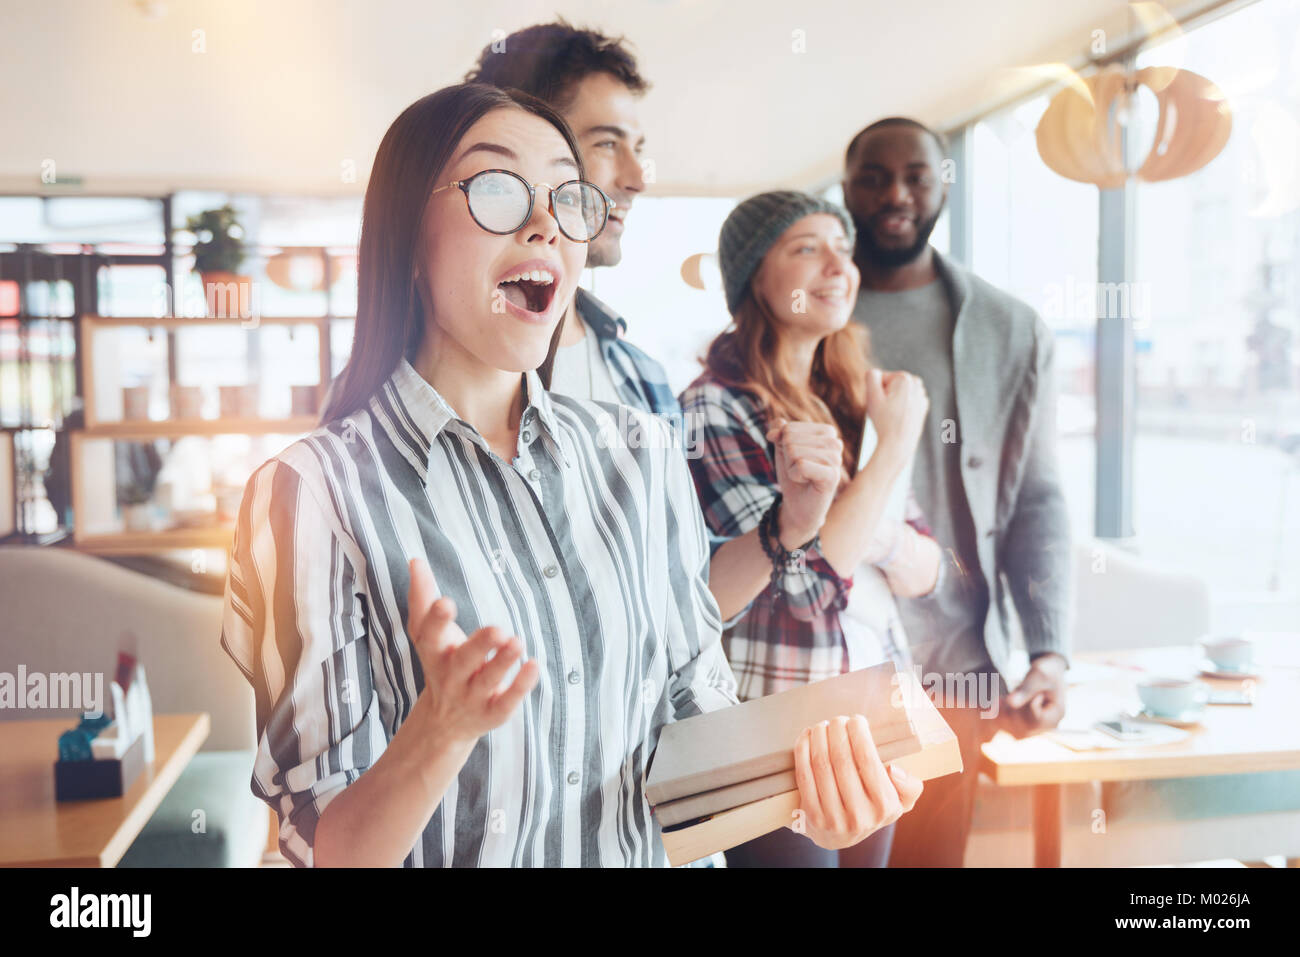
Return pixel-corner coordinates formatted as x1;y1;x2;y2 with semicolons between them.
766;417;843;548
791;714;924;850
865;368;929;470
406;557;539;750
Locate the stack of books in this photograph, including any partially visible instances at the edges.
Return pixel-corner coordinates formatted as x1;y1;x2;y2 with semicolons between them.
646;662;963;866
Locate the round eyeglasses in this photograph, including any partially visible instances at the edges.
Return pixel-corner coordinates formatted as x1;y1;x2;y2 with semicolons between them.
431;168;615;243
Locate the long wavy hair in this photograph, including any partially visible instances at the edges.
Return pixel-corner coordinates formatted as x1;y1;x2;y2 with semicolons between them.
703;285;872;477
321;83;586;424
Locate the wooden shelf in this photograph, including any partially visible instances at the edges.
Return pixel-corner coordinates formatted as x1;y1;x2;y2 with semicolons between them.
81;314;329;330
73;526;233;555
69;311;329;556
80;417;320;439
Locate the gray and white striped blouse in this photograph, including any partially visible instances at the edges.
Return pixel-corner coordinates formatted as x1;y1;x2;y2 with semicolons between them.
219;357;739;867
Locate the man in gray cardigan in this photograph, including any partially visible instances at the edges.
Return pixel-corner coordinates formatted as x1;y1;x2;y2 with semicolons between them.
844;117;1073;866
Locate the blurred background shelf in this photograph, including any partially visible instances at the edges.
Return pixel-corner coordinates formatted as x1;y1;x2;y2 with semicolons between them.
80;314;330;329
73;526;233;556
79;417;319;438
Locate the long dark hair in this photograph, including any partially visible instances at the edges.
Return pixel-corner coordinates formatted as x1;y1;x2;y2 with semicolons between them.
321;83;586;424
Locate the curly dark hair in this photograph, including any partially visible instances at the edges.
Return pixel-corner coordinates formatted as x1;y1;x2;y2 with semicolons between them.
464;18;649;111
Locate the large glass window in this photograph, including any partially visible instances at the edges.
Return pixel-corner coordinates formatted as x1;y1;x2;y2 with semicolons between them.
1131;0;1300;621
969;95;1102;538
955;0;1300;631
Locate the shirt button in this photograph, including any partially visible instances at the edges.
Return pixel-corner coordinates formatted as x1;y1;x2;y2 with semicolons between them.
543;564;559;578
522;430;532;443
528;468;541;482
567;771;580;786
567;669;581;685
966;455;983;469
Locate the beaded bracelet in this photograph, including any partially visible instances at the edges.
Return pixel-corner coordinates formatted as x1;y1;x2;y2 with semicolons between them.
757;493;819;597
756;497;784;596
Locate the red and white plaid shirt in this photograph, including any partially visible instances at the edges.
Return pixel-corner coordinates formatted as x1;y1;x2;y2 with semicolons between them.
681;373;931;701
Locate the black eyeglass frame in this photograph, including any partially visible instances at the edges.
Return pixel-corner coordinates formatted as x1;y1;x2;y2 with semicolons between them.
430;168;616;243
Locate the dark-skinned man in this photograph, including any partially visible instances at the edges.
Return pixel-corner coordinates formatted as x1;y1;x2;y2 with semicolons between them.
842;117;1073;867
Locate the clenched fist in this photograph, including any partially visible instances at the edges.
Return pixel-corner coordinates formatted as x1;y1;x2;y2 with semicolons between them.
766;417;843;549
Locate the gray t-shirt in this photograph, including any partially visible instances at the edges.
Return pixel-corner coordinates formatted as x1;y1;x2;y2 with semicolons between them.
852;279;995;680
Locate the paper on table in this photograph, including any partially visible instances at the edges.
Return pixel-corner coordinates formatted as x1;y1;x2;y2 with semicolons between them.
1048;722;1190;751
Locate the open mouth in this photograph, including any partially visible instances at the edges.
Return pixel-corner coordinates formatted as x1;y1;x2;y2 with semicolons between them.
497;268;557;315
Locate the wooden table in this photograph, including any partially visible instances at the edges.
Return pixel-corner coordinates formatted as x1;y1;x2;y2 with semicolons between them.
980;636;1300;867
0;712;210;867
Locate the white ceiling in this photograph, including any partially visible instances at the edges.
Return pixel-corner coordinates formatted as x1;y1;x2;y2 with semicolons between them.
0;0;1216;197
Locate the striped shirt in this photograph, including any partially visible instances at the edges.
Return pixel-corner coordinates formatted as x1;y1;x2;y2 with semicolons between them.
219;357;738;867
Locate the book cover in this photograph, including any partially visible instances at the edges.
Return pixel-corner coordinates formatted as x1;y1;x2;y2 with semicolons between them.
657;668;962;866
645;662;916;807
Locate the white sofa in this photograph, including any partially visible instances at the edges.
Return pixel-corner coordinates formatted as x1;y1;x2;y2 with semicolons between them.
0;546;267;867
964;540;1300;866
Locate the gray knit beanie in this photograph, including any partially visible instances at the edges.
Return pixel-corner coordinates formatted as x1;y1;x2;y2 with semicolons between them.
717;190;856;315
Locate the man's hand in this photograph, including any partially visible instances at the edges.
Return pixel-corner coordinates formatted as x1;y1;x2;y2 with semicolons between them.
790;714;923;850
1001;653;1067;737
766;417;842;549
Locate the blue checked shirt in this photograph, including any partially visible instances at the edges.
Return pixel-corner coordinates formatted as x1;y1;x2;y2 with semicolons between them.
575;288;680;418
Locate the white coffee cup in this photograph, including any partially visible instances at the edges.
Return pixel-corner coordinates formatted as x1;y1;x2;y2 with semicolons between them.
1137;677;1206;718
1202;636;1254;672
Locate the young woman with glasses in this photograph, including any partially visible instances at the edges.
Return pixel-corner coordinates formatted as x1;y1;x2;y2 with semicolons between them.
219;85;921;867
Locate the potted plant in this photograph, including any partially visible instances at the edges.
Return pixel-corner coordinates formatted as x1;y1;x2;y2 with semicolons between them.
180;204;250;319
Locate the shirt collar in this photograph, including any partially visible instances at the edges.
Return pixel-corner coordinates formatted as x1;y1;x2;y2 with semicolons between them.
372;358;568;482
575;287;628;339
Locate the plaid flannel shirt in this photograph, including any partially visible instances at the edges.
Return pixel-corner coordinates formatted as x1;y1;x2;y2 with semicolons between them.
576;288;680;417
680;374;927;701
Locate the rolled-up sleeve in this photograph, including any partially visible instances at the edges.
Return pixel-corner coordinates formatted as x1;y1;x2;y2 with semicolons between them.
681;388;852;622
219;457;385;867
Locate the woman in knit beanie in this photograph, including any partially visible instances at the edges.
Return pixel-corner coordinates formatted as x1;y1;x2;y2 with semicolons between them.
678;190;944;868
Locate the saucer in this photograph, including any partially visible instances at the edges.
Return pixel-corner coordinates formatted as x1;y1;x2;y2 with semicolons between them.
1125;704;1206;728
1198;660;1260;680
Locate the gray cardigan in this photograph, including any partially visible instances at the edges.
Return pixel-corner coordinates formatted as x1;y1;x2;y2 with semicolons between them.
934;249;1074;678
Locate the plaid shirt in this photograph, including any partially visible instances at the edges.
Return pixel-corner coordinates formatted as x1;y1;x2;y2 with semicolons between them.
576;288;680;417
680;374;925;701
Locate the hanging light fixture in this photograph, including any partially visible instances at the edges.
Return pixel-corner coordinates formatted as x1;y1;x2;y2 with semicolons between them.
1033;2;1232;188
1036;64;1231;188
